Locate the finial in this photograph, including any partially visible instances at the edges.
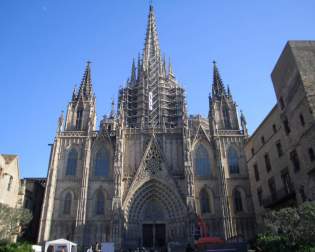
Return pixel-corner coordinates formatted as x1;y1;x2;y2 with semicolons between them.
86;60;92;66
168;57;175;78
212;60;216;65
110;97;115;118
57;110;64;132
227;85;231;97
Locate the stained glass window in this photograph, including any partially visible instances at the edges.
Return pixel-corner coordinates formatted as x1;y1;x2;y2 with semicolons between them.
200;189;210;213
228;147;239;174
195;145;211;176
95;191;105;215
234;189;243;213
63;192;72;214
66;149;78;176
94;149;109;177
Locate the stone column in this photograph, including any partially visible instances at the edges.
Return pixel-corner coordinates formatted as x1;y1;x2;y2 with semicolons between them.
74;135;92;245
38;138;61;242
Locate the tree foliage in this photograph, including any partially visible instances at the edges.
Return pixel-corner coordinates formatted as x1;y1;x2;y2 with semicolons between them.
257;201;315;252
0;203;32;242
0;241;32;252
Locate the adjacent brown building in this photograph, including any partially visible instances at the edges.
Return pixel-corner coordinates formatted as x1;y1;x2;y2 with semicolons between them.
245;41;315;224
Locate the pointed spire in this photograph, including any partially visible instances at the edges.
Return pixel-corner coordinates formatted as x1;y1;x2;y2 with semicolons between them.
130;58;136;85
137;53;143;82
162;54;167;77
72;84;77;100
227;85;232;97
240;110;247;125
143;4;161;69
168;58;175;79
78;61;93;99
240;110;248;136
212;60;226;98
111;98;116;118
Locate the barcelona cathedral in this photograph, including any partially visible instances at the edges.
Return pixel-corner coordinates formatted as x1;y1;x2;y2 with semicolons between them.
38;5;256;251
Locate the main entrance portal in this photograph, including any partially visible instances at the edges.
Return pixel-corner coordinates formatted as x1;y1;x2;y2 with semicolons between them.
143;224;166;248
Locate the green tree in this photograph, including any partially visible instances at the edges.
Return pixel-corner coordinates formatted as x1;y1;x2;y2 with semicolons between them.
0;203;32;242
257;201;315;252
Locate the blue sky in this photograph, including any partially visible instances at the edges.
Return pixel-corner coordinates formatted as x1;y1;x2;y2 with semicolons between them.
1;0;315;178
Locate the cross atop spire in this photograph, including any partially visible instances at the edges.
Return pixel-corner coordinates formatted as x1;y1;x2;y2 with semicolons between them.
78;61;93;100
143;4;161;70
212;61;226;98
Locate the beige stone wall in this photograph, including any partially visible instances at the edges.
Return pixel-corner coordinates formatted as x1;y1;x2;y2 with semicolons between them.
0;154;21;208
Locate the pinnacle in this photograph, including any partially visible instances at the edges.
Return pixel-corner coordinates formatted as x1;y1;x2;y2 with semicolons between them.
212;61;226;98
143;4;161;70
78;61;93;100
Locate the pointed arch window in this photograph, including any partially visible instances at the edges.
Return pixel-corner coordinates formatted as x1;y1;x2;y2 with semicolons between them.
200;189;211;214
94;149;109;177
63;192;72;215
95;191;105;215
66;149;78;176
223;106;231;129
195;145;211;176
76;109;83;130
228;147;239;174
234;189;243;213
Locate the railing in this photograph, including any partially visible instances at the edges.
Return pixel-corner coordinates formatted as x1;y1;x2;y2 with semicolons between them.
262;186;296;208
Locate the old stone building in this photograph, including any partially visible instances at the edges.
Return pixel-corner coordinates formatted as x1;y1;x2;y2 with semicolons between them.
245;41;315;223
38;5;255;250
0;154;22;208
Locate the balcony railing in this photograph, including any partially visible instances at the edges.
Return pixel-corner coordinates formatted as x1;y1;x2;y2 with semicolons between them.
262;185;296;208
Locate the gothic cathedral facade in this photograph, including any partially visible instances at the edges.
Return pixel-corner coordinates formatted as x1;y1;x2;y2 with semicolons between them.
38;5;255;250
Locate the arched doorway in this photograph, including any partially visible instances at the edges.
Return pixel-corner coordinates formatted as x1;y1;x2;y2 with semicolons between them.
142;199;166;248
123;179;187;249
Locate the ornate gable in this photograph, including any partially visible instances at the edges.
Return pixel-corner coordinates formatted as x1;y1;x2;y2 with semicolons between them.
143;140;162;176
123;133;183;205
192;124;211;147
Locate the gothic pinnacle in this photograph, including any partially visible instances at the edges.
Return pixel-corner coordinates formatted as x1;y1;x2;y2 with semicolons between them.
168;57;175;79
72;84;77;100
212;60;226;98
143;4;161;70
130;58;136;84
78;61;93;99
110;98;115;118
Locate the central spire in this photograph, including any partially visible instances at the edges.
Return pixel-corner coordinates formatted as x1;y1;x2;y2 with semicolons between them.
142;5;161;70
212;61;226;98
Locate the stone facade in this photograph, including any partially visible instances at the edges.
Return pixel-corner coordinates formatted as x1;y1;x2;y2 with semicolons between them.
0;154;22;208
38;6;255;250
245;41;315;224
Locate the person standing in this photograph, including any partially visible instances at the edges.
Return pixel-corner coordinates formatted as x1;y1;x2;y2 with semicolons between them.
95;242;101;252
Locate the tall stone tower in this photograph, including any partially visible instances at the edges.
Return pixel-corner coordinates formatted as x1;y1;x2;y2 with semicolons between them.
38;5;255;251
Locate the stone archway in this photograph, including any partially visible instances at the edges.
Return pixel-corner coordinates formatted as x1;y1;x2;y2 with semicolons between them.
123;179;187;249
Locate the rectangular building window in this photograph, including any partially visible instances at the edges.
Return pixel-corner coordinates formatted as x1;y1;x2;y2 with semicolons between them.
290;150;300;172
283;117;291;135
281;169;292;194
308;147;315;162
264;153;272;172
299;113;305;127
251;148;255;156
7;176;13;191
254;163;259;181
257;187;263;206
276;141;283;157
268;177;277;201
261;136;265;145
76;109;83;130
272;124;277;133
